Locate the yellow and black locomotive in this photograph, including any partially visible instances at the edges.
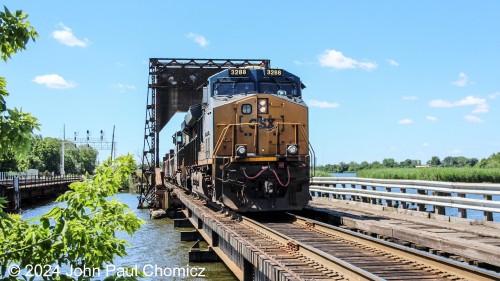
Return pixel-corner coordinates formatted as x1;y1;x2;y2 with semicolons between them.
163;66;312;212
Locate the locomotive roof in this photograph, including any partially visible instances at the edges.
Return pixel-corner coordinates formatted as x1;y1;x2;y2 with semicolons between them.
208;68;306;90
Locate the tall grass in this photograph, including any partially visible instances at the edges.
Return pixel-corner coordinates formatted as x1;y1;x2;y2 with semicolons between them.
357;168;500;183
312;170;332;177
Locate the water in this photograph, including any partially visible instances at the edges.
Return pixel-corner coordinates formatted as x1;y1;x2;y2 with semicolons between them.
325;172;499;222
20;193;237;280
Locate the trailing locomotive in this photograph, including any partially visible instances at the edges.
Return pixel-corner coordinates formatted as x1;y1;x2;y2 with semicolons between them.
163;67;312;212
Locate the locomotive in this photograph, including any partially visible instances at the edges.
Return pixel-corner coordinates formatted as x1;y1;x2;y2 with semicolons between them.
163;66;312;212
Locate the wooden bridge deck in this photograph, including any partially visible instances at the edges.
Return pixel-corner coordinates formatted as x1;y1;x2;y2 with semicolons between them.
308;197;500;270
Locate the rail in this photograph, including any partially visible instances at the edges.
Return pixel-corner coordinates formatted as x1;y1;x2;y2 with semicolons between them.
282;213;499;280
310;177;500;221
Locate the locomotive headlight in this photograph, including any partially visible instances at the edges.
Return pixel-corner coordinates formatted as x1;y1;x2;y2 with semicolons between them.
258;98;268;114
235;144;247;158
287;144;298;156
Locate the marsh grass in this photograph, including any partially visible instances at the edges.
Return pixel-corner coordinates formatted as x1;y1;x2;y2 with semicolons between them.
312;170;333;177
357;168;500;183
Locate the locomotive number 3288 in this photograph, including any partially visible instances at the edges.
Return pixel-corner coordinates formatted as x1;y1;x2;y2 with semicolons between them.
266;69;283;76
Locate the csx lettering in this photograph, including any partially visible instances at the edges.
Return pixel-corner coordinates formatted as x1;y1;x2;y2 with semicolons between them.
249;117;276;129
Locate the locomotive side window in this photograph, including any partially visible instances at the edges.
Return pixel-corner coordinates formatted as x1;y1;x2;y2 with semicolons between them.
241;104;252;114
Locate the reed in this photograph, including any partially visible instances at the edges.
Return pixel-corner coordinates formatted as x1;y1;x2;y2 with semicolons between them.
357;168;500;183
312;170;333;177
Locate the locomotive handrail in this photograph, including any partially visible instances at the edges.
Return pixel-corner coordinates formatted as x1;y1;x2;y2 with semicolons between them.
297;124;316;177
310;177;500;221
212;122;310;160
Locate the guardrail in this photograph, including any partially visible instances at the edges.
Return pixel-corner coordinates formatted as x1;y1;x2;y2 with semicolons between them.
0;175;82;189
1;175;83;211
310;177;500;221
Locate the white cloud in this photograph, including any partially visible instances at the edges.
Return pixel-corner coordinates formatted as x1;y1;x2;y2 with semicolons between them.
426;115;437;122
429;96;488;114
33;74;75;89
51;23;89;47
403;96;417;100
398;119;413;125
389;146;397;151
387;59;399;66
488;92;500;99
358;61;378;71
318;49;377;71
186;32;209;47
451;72;470;87
308;100;340;108
464;115;484;123
450;149;462;155
293;59;313;66
111;83;136;93
422;142;430;147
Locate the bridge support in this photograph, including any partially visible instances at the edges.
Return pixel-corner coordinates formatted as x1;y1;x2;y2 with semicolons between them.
181;231;202;241
417;189;427;211
189;241;220;262
484;195;493;221
174;218;192;228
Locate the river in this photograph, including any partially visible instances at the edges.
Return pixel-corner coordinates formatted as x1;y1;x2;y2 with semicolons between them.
20;193;237;281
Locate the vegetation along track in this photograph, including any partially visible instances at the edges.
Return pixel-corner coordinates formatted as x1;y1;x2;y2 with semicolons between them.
243;212;499;280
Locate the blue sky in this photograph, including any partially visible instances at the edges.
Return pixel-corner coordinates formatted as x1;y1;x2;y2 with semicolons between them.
1;1;500;165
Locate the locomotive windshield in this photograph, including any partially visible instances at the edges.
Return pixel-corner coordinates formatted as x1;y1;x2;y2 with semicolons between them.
213;82;255;96
211;69;303;97
260;82;298;96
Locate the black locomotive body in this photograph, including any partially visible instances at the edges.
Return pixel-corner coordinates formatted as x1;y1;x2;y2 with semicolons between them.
163;67;312;212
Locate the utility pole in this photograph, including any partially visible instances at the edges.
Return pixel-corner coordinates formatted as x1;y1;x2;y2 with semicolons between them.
111;125;116;160
60;124;65;177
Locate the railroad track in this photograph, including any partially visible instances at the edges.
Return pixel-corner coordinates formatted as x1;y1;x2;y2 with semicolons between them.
171;186;498;280
243;212;499;281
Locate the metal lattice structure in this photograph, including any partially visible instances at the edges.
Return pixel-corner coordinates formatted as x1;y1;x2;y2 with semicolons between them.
139;58;271;208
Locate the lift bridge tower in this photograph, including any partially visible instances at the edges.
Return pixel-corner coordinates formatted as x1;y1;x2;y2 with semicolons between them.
139;58;270;208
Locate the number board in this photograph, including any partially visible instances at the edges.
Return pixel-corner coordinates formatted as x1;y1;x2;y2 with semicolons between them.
228;68;249;77
265;69;283;76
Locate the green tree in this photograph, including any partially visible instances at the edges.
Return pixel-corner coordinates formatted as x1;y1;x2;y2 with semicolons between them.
347;161;358;172
30;137;61;173
78;147;98;174
0;6;40;156
467;158;479;167
0;150;18;171
358;161;370;170
476;153;500;168
370;161;384;169
336;162;349;173
0;155;145;280
427;156;441;166
382;158;397;168
399;159;413;168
